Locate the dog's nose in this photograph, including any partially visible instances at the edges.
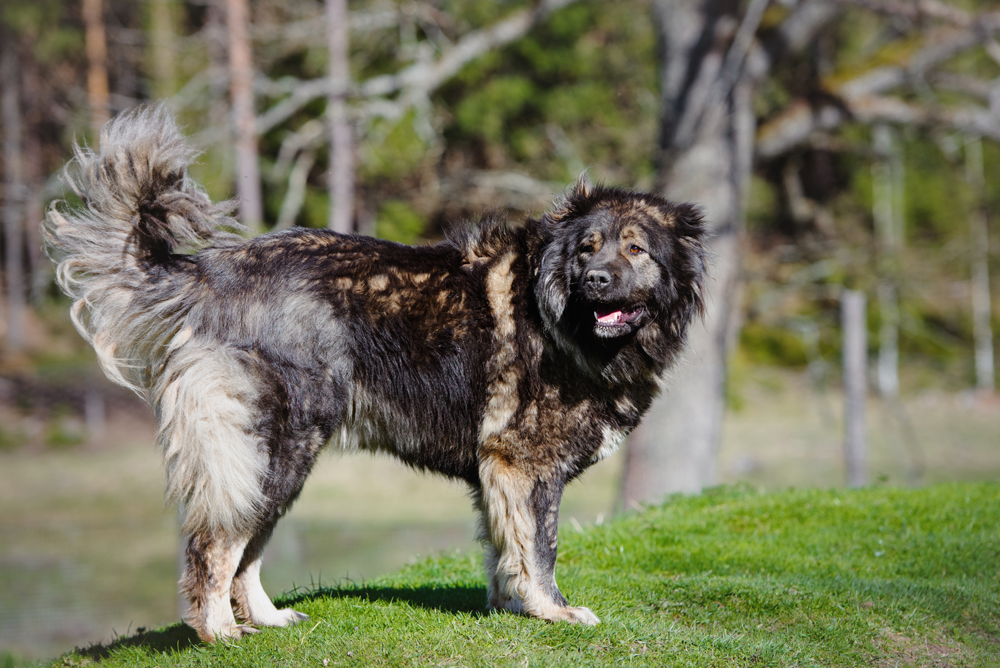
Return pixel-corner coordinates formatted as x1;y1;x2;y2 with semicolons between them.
585;269;612;289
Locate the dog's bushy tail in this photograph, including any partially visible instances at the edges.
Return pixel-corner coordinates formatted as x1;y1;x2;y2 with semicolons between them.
43;106;244;397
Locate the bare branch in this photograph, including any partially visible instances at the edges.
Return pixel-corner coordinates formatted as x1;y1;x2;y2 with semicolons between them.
930;73;998;102
272;119;324;180
256;0;578;135
832;0;976;28
439;169;563;212
274;150;316;231
775;0;840;53
757;15;1000;158
836;29;984;100
987;40;1000;67
757;93;1000;159
256;78;331;135
252;9;399;45
718;0;772;106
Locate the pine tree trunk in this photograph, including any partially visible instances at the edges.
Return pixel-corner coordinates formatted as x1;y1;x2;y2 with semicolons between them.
326;0;354;233
82;0;110;134
226;0;264;230
1;39;26;354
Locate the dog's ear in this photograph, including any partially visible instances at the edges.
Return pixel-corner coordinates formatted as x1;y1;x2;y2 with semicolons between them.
669;202;707;240
571;172;593;199
535;240;569;328
543;173;596;227
667;202;710;320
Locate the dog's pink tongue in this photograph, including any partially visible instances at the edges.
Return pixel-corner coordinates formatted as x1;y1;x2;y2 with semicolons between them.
596;309;623;324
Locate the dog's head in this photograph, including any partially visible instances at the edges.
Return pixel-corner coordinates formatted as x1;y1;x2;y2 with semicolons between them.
534;179;708;382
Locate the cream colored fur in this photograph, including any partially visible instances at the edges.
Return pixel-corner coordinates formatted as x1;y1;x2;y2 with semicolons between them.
153;341;268;536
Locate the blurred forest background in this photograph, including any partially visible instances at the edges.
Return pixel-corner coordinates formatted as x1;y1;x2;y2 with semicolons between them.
1;0;999;662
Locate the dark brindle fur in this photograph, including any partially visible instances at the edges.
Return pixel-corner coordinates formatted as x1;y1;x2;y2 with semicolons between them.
43;108;708;641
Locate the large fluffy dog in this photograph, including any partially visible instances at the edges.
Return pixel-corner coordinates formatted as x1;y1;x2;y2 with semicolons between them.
43;108;708;642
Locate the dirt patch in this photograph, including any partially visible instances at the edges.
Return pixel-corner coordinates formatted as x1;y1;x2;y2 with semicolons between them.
877;628;966;667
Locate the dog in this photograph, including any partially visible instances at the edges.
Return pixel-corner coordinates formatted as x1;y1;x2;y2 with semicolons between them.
42;107;708;642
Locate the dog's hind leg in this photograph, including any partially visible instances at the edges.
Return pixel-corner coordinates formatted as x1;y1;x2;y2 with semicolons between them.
230;425;326;629
181;531;256;642
230;517;310;628
477;456;600;625
156;344;274;641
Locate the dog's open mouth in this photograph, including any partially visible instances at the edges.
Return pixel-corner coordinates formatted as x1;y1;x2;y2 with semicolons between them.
593;304;645;337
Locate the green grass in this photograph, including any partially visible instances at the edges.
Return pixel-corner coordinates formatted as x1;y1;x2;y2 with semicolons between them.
45;483;1000;667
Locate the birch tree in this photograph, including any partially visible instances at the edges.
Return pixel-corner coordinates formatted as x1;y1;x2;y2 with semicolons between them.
326;0;354;233
227;0;264;230
872;124;901;399
965;137;995;395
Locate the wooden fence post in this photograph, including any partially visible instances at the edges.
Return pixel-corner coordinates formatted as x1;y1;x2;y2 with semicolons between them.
842;289;867;488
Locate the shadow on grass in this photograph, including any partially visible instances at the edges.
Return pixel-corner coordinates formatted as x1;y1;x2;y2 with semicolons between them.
75;624;201;661
72;583;486;662
282;581;488;616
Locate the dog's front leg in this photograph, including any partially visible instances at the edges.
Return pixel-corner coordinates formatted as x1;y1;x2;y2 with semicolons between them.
477;455;600;625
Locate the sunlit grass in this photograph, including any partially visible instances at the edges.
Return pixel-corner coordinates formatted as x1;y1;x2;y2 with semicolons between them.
44;483;1000;667
3;368;998;662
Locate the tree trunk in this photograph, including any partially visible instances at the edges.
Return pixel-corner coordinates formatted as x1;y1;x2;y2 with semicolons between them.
23;100;45;300
326;0;354;233
1;39;26;354
226;0;264;231
620;0;837;505
149;0;178;99
842;289;868;488
965;137;995;395
872;124;900;398
621;0;760;505
82;0;110;134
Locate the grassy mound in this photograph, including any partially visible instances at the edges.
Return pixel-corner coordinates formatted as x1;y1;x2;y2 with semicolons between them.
49;483;1000;667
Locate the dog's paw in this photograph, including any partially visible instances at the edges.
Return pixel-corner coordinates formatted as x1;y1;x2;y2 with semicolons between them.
561;606;600;625
280;608;310;626
208;623;260;643
255;607;309;628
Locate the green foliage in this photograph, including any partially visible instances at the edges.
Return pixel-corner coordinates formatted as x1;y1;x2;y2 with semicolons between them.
455;75;537;144
904;138;967;244
739;323;809;367
1;1;82;63
0;651;31;668
302;189;330;230
49;484;1000;667
440;1;658;183
359;112;432;182
376;201;425;244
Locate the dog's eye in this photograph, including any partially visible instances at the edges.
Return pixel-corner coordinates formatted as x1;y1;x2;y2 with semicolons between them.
579;244;594;254
628;244;646;255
